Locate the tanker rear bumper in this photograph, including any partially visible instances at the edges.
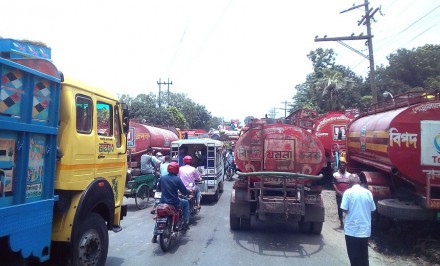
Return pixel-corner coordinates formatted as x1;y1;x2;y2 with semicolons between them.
377;199;435;221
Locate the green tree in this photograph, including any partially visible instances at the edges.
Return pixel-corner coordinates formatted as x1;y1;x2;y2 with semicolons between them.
292;48;364;113
375;44;440;98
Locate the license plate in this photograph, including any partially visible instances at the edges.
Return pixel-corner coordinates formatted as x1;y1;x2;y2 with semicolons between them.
154;192;162;198
156;217;167;223
304;194;321;204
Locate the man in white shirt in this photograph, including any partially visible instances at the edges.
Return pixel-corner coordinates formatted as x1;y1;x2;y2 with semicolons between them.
341;174;376;266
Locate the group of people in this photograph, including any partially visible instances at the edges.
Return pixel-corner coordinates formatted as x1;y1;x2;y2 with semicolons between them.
332;153;376;266
140;148;202;244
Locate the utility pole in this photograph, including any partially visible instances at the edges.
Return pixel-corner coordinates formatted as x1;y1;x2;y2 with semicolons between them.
279;101;292;118
314;0;380;103
268;107;277;119
157;78;173;108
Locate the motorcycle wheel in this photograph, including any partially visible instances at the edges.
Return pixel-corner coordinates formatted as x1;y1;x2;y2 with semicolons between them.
226;169;232;181
159;223;173;252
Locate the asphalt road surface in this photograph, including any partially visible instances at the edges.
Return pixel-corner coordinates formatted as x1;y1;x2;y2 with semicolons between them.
106;177;414;266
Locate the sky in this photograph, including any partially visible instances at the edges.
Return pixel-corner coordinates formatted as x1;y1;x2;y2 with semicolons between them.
2;1;439;124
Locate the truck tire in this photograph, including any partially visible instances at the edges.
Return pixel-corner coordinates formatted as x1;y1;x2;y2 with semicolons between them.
241;217;251;230
72;213;108;266
311;222;323;234
213;188;220;202
299;221;311;233
230;217;240;230
377;199;434;221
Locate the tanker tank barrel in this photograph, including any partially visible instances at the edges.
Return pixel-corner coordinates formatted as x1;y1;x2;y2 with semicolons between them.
236;171;323;180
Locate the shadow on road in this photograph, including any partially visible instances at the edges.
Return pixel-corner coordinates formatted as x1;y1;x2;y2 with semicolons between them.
231;220;325;258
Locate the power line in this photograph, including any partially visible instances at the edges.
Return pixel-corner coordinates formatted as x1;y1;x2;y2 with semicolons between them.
398;3;440;34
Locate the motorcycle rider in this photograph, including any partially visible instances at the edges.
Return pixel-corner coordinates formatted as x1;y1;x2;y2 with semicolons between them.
152;162;190;243
179;156;202;209
225;147;236;173
150;155;173;215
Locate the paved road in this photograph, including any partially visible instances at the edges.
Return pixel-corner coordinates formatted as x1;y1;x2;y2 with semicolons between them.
106;177;404;266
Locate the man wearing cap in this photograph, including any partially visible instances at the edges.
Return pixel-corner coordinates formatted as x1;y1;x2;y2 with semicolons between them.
155;152;165;163
332;153;351;228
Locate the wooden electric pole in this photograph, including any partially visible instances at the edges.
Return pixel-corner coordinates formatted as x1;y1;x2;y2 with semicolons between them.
280;101;292;118
157;78;173;108
314;0;380;103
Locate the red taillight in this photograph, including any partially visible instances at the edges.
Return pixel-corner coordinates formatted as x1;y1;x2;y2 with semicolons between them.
157;209;167;216
157;224;166;229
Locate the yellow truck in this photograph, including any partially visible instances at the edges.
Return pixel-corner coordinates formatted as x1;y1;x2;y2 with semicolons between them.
0;39;129;265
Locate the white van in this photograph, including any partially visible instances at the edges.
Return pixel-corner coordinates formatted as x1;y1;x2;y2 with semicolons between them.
171;139;224;201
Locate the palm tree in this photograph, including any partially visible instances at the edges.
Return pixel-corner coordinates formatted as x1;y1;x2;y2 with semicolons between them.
318;69;353;110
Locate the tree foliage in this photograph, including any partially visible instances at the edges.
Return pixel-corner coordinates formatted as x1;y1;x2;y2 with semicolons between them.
118;91;220;131
375;44;440;97
292;44;439;114
292;48;364;113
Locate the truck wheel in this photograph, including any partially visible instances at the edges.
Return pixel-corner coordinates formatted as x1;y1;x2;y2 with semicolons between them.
213;189;220;202
219;181;224;193
72;213;108;266
230;217;240;230
135;184;150;210
299;221;312;233
378;199;433;221
241;218;251;230
311;222;323;234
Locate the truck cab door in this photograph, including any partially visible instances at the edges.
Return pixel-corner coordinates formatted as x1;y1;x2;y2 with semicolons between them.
95;98;126;203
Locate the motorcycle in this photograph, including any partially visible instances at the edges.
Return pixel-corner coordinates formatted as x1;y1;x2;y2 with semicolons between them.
153;189;199;252
154;200;187;252
225;161;236;181
152;182;201;215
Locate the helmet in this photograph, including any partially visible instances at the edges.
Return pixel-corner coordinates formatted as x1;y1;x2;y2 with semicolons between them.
167;162;180;175
183;155;192;165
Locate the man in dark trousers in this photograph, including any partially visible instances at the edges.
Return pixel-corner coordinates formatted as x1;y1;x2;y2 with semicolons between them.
341;173;376;266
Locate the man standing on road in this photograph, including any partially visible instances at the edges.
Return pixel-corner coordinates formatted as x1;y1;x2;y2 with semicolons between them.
332;154;351;228
341;173;376;266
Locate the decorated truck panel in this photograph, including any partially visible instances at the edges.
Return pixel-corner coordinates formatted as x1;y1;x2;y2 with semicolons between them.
347;91;440;221
230;118;326;233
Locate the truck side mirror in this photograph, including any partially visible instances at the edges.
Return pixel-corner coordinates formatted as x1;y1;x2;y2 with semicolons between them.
121;103;130;134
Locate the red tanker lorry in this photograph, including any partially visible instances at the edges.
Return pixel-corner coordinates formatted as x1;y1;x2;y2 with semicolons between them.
127;121;179;175
347;91;440;221
287;109;357;180
230;118;326;233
